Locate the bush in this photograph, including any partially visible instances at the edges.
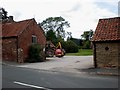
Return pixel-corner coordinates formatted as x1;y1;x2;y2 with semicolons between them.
61;40;79;53
28;44;41;63
82;40;91;49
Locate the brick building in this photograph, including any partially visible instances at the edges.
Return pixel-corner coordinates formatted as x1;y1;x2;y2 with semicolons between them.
92;17;120;68
1;18;46;63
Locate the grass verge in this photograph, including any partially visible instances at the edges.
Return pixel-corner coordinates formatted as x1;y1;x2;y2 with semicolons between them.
66;49;93;56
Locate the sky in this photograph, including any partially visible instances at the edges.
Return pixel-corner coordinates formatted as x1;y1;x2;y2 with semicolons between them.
1;0;119;39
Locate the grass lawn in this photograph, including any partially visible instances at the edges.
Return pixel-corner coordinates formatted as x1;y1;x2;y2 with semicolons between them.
66;49;93;56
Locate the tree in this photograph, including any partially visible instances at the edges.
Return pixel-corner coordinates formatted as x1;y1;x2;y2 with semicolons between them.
70;38;81;46
0;8;8;22
81;30;94;49
46;30;58;44
81;30;93;40
39;16;70;40
61;40;79;53
66;31;72;40
46;30;56;40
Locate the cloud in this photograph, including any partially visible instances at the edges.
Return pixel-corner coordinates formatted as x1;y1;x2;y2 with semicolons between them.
1;0;118;38
118;1;120;15
62;1;118;38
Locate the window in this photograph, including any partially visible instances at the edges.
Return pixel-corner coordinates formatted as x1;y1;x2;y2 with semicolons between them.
32;35;37;44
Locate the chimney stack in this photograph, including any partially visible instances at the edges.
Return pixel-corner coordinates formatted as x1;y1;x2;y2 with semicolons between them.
8;16;14;22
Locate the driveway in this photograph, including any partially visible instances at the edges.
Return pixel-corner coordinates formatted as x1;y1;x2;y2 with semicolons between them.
17;56;94;73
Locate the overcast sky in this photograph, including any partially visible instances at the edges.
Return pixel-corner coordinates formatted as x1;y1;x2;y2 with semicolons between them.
1;0;119;38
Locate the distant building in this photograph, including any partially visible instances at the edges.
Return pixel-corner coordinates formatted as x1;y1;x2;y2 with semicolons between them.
70;38;83;46
1;18;46;63
92;17;120;68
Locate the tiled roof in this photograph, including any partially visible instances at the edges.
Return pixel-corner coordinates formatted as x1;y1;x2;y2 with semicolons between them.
92;17;120;41
2;19;33;37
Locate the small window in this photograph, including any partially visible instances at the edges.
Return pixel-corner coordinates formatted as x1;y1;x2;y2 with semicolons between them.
105;47;109;51
32;35;37;44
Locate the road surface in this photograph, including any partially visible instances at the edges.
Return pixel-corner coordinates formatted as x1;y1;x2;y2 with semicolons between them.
2;64;118;89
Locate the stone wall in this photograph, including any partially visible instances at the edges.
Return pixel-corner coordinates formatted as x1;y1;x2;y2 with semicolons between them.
118;42;120;67
2;38;17;61
95;42;119;68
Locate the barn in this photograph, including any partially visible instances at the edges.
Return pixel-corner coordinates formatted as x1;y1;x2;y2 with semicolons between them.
92;17;120;68
1;18;46;63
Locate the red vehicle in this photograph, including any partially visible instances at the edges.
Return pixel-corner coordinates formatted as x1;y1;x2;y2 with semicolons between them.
55;49;63;57
55;42;65;57
45;41;65;57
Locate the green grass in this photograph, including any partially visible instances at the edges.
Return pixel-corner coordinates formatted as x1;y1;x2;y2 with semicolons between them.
66;49;93;56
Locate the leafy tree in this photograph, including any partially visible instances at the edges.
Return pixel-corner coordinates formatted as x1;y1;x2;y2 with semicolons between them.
82;40;91;49
46;30;58;44
81;30;93;40
0;8;8;22
61;40;79;53
46;30;56;40
70;38;81;46
81;30;93;49
66;31;72;40
39;16;70;40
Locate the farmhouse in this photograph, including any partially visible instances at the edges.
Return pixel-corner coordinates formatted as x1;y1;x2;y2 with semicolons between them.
1;17;46;63
92;17;120;68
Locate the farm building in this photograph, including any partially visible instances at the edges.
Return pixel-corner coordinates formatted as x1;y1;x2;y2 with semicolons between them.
1;17;46;63
92;17;120;68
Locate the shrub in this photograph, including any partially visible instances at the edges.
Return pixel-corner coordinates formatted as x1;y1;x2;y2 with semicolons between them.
28;44;41;63
61;40;79;53
82;40;91;49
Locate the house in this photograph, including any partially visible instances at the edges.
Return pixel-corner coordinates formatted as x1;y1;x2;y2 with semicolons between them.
92;17;120;68
1;17;46;63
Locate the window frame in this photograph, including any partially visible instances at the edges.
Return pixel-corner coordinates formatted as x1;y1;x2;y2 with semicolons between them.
32;35;37;44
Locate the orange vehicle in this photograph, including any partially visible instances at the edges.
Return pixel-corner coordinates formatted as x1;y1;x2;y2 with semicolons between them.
55;42;65;57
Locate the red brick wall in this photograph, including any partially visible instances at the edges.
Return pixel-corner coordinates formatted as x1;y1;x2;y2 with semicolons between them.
2;38;17;61
18;20;46;61
0;39;2;62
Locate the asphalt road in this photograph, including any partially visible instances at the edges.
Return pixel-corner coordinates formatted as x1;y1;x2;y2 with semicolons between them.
2;64;118;89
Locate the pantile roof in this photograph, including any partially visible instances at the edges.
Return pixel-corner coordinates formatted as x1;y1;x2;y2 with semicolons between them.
2;19;34;37
92;17;120;41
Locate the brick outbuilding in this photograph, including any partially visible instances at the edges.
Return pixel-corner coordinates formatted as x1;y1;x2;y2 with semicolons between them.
1;18;46;63
92;17;120;68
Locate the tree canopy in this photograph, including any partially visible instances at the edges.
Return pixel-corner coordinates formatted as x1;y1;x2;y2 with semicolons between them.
81;30;93;40
80;30;94;49
39;16;70;41
0;8;8;21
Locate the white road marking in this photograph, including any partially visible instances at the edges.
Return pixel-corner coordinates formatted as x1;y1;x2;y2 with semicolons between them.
14;81;51;90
